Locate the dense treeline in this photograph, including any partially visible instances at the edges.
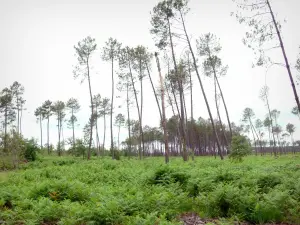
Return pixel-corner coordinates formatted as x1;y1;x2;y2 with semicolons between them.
1;0;300;166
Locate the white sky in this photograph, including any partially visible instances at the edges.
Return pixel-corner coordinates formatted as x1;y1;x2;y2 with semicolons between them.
0;0;300;148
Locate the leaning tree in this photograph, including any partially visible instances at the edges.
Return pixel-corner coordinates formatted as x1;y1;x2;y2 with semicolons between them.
73;36;97;160
196;33;232;140
150;0;188;161
232;0;300;113
171;0;224;159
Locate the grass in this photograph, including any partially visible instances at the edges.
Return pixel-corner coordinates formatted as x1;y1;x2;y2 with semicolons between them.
0;155;300;224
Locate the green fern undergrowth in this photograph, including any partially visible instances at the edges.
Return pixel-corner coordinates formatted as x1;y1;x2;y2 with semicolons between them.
1;155;300;225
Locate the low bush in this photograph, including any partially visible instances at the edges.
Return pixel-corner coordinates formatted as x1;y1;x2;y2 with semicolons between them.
24;139;38;162
229;135;252;162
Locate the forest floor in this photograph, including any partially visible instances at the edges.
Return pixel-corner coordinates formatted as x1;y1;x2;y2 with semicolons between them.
0;154;300;225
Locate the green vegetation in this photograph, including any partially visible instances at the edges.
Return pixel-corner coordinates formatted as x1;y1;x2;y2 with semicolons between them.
1;0;300;224
229;135;252;162
1;155;300;224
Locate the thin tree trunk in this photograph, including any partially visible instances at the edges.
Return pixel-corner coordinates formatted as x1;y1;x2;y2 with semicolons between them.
103;112;106;156
47;116;50;154
17;98;20;135
188;56;195;159
126;82;132;157
72;109;76;153
87;59;94;160
215;76;232;138
214;76;228;150
155;52;169;164
207;46;233;140
265;96;277;155
146;62;162;120
110;57;114;159
20;104;23;136
118;125;121;150
165;81;176;116
179;10;223;159
57;115;61;156
61;122;65;152
39;114;43;149
167;62;181;120
250;124;257;155
4;106;7;151
167;17;187;161
128;56;142;160
266;0;300;113
267;125;271;151
183;93;190;155
187;54;194;122
95;112;100;156
140;59;145;157
249;118;262;155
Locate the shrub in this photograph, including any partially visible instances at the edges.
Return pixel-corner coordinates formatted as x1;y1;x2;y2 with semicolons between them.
229;135;252;162
149;166;190;186
201;184;256;219
252;190;296;223
29;180;89;202
24;139;38;161
257;174;282;193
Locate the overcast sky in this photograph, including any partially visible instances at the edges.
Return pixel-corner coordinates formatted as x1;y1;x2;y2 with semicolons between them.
0;0;299;148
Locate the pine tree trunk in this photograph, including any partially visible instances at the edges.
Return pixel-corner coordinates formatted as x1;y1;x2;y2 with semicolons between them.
188;56;195;159
95;112;100;156
103;112;106;156
266;0;300;113
118;125;120;150
214;76;228;151
126;82;132;158
188;54;194;122
17;98;20;135
87;59;94;160
128;57;142;159
165;80;176;116
57;114;61;156
140;60;145;158
167;18;187;161
179;10;223;159
167;65;181;119
4;106;7;152
265;97;277;155
20;104;23;136
61;123;65;152
40;115;43;149
146;62;162;120
155;52;169;164
110;57;114;159
214;75;232;138
47;116;50;154
72;109;76;153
